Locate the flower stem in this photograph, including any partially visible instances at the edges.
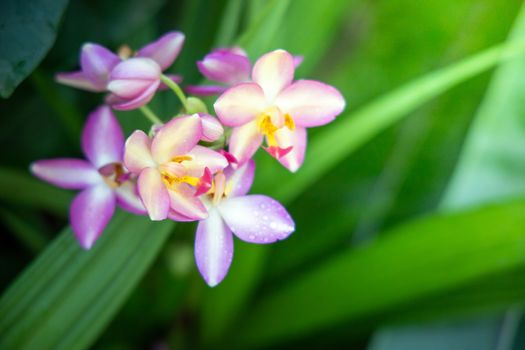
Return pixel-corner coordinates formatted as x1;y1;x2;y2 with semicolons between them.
139;105;163;124
160;74;189;112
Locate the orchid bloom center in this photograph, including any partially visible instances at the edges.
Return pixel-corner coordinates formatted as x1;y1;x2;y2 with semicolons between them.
159;155;212;196
98;162;127;188
256;106;295;158
206;172;232;205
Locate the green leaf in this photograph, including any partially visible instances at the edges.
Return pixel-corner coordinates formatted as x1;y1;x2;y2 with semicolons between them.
237;198;525;346
0;211;174;350
0;0;69;98
0;167;72;217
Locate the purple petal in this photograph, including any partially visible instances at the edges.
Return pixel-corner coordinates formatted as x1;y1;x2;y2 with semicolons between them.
218;195;295;244
228;121;263;165
214;82;267;127
81;106;124;168
293;55;304;68
197;50;251;85
70;184;116;249
194;208;234;287
168;210;194;222
55;71;102;92
151;114;202;164
252;49;295;101
186;85;227;96
274;127;307;172
115;181;146;215
137;31;185;71
124;130;156;174
168;184;208;220
138;167;170;220
199;114;224;142
225;159;255;197
80;43;120;90
30;159;100;189
107;82;159;111
275;80;346;127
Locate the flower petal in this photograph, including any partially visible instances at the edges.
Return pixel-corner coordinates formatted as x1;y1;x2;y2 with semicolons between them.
197;50;251;85
168;209;194;222
186;85;227;96
82;106;124;168
80;43;120;90
108;81;160;111
168;184;208;220
293;55;304;68
214;83;267;126
151;114;202;164
225;159;255;197
275;80;346;127
274;127;307;172
228;121;263;165
30;159;100;189
252;49;295;101
137;31;185;71
55;71;102;92
194;207;234;287
124;130;156;173
199;114;224;142
218;195;295;244
184;146;228;177
70;184;116;249
115;181;146;215
138;167;170;220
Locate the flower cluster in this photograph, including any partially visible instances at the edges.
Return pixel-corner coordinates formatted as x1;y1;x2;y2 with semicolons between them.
31;31;345;286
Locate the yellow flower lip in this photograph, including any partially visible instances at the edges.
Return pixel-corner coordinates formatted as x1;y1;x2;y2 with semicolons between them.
256;107;295;150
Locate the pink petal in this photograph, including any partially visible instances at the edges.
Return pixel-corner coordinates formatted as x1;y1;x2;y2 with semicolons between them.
274;127;307;172
199;113;224;142
55;71;102;92
252;49;295;101
194;207;234;287
186;85;227;96
81;106;124;168
115;181;146;215
70;184;116;249
168;210;194;222
275;80;346;127
168;184;208;220
218;195;295;244
151;114;202;164
224;159;255;197
137;167;170;220
197;50;251;85
137;31;185;71
80;43;120;90
214;83;267;126
293;55;304;68
228;121;263;165
30;159;100;189
124;130;156;174
184;145;228;177
109;57;162;81
108;81;160;111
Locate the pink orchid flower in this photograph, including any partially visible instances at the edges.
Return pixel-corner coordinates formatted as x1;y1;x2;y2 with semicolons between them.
195;159;294;286
56;31;185;110
30;106;145;249
214;49;345;172
186;47;303;97
124;114;228;221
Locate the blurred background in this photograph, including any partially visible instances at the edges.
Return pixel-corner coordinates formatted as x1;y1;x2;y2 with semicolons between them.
2;0;525;349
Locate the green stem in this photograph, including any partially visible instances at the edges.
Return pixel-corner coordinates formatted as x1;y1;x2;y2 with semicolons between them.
139;106;163;124
160;74;189;111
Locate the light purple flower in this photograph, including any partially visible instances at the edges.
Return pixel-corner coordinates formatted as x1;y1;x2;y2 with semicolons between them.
30;106;145;249
186;47;303;97
123;114;228;221
56;32;185;109
194;160;295;287
214;49;346;172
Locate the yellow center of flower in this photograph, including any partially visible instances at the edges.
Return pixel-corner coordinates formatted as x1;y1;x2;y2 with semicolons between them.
256;107;295;147
206;172;230;205
99;163;125;188
160;155;200;189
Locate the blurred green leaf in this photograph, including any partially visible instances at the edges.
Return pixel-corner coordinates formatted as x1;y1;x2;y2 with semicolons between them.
0;0;69;98
0;167;72;217
237;198;525;346
0;211;174;350
213;0;244;47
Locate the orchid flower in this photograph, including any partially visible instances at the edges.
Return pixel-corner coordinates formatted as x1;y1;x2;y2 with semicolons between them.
195;160;294;286
124;114;228;221
30;106;145;249
56;31;185;110
214;49;345;172
186;47;303;97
